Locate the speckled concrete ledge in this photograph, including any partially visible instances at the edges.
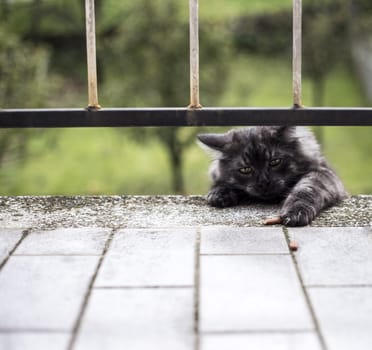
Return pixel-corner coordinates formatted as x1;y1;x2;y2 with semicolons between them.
0;195;371;230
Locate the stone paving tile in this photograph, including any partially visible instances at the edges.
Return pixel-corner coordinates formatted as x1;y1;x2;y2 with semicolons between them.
15;228;111;255
95;228;195;287
201;332;322;350
200;255;313;332
0;333;69;350
201;226;288;254
0;228;24;265
309;287;372;350
0;256;99;330
74;288;194;350
288;227;372;285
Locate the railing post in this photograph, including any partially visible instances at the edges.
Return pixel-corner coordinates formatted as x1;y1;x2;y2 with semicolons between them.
293;0;302;108
189;0;202;108
85;0;100;109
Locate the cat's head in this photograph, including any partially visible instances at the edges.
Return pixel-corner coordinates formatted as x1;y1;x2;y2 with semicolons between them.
198;126;321;200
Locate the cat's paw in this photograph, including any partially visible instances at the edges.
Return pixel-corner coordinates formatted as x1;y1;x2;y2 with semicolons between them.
207;187;239;208
280;205;316;227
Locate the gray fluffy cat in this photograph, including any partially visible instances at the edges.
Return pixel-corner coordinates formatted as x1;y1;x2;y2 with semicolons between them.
198;126;347;226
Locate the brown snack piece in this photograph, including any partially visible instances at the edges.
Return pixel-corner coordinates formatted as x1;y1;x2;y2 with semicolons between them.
289;241;299;251
263;216;282;225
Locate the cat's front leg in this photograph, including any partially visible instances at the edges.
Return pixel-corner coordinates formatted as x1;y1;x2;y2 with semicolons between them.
280;201;317;227
207;184;244;208
280;169;346;227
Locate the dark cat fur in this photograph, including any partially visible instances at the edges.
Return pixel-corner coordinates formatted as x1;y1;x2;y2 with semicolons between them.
198;126;347;227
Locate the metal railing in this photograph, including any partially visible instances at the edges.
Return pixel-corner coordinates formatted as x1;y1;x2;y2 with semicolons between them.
0;0;371;127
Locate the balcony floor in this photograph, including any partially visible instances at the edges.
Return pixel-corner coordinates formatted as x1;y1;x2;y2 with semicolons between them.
0;196;371;350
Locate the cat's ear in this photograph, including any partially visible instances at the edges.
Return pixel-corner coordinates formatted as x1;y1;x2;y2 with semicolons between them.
197;132;233;153
271;126;296;138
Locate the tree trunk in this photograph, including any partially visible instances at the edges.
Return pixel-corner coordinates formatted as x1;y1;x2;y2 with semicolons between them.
30;0;42;34
159;128;185;194
169;146;184;194
0;0;9;21
313;76;325;107
312;77;325;146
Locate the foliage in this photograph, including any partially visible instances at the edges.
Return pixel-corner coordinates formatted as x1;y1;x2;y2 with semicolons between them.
303;0;349;106
232;0;354;107
2;0;84;36
0;27;51;108
0;25;57;179
232;11;292;55
351;0;372;34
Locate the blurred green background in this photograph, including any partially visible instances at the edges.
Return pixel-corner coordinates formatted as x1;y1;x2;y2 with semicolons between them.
1;0;371;195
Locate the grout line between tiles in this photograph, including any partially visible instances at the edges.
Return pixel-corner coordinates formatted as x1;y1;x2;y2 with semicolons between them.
0;328;70;334
0;229;30;271
13;254;102;257
200;252;290;256
67;228;116;350
307;284;372;289
201;328;315;335
93;285;193;290
282;226;328;350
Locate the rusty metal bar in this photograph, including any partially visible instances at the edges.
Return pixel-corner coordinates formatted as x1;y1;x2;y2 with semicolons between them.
189;0;201;108
1;108;372;128
293;0;302;107
85;0;100;109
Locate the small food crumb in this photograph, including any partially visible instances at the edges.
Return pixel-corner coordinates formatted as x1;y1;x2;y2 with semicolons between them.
263;216;282;225
289;241;299;251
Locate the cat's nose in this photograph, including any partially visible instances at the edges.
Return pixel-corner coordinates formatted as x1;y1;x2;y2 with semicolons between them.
257;179;270;191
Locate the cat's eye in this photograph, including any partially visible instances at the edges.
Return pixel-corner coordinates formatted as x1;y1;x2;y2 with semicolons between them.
269;158;281;167
239;166;253;175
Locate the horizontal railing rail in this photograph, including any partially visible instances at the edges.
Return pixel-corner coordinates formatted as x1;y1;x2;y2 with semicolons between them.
0;107;371;127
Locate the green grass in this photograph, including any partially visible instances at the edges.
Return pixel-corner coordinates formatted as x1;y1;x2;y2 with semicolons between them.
2;129;173;195
324;127;372;194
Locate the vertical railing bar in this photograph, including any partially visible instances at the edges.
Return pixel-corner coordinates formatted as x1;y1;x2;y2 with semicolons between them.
85;0;100;109
189;0;202;108
293;0;302;108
